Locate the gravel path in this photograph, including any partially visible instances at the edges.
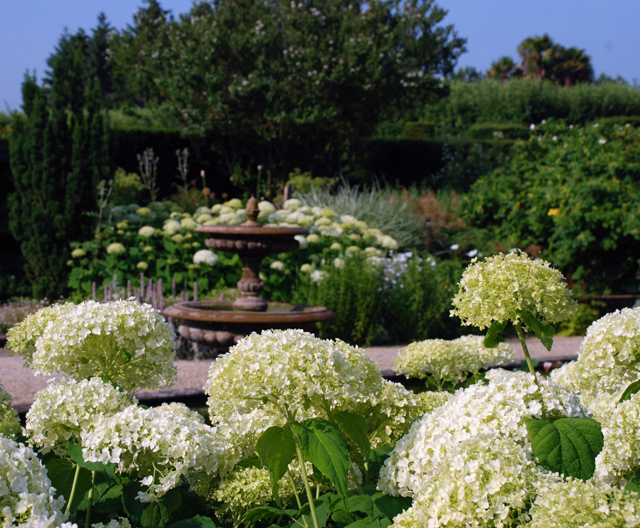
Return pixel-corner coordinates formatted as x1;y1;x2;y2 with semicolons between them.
0;335;582;414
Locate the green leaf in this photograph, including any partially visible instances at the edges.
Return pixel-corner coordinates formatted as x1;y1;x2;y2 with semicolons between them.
245;506;300;526
293;419;351;499
123;479;146;522
45;458;93;513
626;468;640;493
344;518;392;528
167;516;218;528
518;309;555;351
347;494;375;518
68;441;115;477
619;380;640;403
372;495;412;520
256;426;296;482
484;319;508;348
525;417;604;480
368;446;393;479
235;454;263;469
334;411;371;463
332;509;358;526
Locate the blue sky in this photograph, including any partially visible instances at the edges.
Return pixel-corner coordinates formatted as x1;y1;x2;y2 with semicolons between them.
2;0;639;112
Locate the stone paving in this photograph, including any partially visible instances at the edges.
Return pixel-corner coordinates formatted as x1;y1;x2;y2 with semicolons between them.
0;335;582;414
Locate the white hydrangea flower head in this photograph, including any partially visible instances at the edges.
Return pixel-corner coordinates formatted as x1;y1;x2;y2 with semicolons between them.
219;212;242;225
391;434;536;528
224;198;243;210
196;213;213;224
82;403;238;501
310;270;327;284
106;242;126;255
333;258;345;269
25;378;132;456
527;476;640;527
163;219;182;235
180;217;198;230
306;233;320;244
346;245;361;254
348;233;362;243
71;248;86;258
380;235;399;250
330;242;342;251
195;206;212;215
258;201;276;214
6;302;76;368
204;330;383;450
0;437;68;527
294;234;308;249
379;370;587;500
0;385;20;439
270;261;285;271
394;335;514;385
300;263;313;274
136;261;148;271
340;214;358;224
211;204;223;215
451;251;577;329
284;198;301;211
31;300;177;392
314;217;332;227
136;207;152;216
91;517;131;528
193;249;218;266
552;308;640;414
138;225;156;238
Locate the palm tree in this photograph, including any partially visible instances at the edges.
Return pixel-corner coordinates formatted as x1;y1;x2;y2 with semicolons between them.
545;45;594;87
486;56;522;82
517;34;554;79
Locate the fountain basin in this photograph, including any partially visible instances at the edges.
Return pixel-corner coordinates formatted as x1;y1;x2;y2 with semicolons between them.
164;301;335;350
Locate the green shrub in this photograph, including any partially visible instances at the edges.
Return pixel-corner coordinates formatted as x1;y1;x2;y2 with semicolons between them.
461;119;640;294
403;121;435;139
286;169;337;194
466;122;528;140
110;167;145;206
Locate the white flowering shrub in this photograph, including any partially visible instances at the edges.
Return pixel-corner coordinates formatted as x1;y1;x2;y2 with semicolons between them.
82;403;238;501
29;299;176;392
394;335;513;388
205;329;383;450
451;251;577;329
25;378;132;456
0;385;20;439
0;437;69;527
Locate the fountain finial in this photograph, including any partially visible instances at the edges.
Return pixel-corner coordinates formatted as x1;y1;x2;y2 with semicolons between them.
243;197;261;227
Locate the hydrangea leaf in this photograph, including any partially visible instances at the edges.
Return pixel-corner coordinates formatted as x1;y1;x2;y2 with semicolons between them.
368;446;393;478
346;494;375;518
167;516;218;528
334;411;371;462
45;458;93;513
525;417;604;480
518;309;555;351
293;419;351;499
484;320;508;348
372;495;413;520
68;441;115;477
256;426;296;482
244;505;300;526
619;380;640;403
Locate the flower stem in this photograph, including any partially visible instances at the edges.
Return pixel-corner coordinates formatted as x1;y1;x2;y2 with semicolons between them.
515;324;537;379
65;464;81;515
85;470;95;527
295;443;321;528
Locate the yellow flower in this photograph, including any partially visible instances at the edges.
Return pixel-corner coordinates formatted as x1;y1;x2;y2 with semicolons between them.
547;208;560;216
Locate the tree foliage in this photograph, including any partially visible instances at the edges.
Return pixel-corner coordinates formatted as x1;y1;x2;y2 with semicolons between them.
111;0;465;184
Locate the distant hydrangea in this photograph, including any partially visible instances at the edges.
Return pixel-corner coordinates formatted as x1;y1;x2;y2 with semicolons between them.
306;233;320;244
258;201;276;214
284;198;301;211
91;518;132;528
196;213;213;224
315;217;332;227
394;335;514;385
552;308;640;416
380;235;399;250
289;235;306;251
195;206;212;215
82;403;238;501
193;249;218;266
6;302;76;368
136;207;152;216
180;217;198;230
346;245;361;254
205;330;383;452
138;225;156;238
171;233;185;243
26;378;132;456
136;261;148;270
333;258;345;269
71;248;86;258
527;477;640;528
300;263;313;274
106;242;126;255
451;251;577;329
310;270;327;284
163;219;182;235
330;242;342;251
224;198;243;210
0;437;68;527
379;370;587;519
0;385;20;439
31;299;177;392
270;261;285;271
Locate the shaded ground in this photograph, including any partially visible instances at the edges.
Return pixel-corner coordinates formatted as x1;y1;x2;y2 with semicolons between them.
0;335;582;415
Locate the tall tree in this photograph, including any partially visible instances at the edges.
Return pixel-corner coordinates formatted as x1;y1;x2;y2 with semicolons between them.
545;45;594;87
486;56;522;82
133;0;465;185
517;33;553;79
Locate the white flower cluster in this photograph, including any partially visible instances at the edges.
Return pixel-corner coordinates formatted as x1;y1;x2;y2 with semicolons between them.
25;378;133;456
91;518;131;528
193;248;218;266
552;307;640;417
0;437;68;527
379;370;587;527
527;476;640;527
30;299;177;392
451;252;577;329
205;329;383;451
0;384;20;439
82;403;238;501
6;302;76;368
394;335;513;385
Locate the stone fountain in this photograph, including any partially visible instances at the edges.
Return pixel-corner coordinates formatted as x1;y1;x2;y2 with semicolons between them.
163;197;335;352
